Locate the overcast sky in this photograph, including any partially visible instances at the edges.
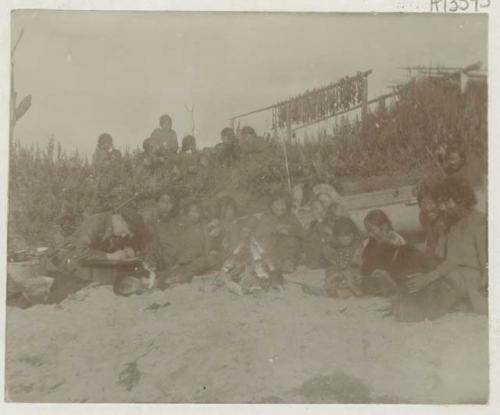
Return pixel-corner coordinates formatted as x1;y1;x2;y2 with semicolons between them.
11;11;487;156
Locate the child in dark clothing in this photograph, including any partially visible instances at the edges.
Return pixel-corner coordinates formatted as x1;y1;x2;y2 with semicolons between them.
143;114;179;168
217;127;240;167
361;209;439;297
255;194;304;273
158;201;220;289
303;198;326;269
322;217;363;298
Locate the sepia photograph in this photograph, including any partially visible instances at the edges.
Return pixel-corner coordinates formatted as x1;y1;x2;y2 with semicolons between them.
3;6;492;407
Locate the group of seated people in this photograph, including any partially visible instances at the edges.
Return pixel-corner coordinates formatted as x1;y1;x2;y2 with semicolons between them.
44;147;487;322
92;114;269;174
89;114;271;213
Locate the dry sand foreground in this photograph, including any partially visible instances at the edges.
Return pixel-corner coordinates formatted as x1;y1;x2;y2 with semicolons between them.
5;269;488;404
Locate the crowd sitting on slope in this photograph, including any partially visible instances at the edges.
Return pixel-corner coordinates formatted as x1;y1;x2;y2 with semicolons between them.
8;113;488;323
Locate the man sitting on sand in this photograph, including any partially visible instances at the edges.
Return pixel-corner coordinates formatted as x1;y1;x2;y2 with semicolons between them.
47;207;152;303
395;177;487;321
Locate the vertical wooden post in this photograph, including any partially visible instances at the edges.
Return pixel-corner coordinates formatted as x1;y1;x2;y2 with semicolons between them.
286;102;292;143
283;102;292;193
361;75;368;123
230;118;235;131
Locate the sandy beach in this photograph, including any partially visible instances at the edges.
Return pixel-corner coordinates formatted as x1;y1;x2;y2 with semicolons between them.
5;269;488;404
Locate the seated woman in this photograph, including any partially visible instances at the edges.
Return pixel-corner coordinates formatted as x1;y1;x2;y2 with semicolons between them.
139;190;180;271
417;178;449;257
92;133;122;171
254;193;304;273
361;208;441;299
303;198;327;269
216;195;242;256
158;200;221;289
178;135;199;176
398;177;487;321
362;209;413;297
47;207;150;303
322;217;364;298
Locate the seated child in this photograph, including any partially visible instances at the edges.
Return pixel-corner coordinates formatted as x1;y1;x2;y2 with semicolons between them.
321;217;364;298
361;209;439;297
158;201;221;289
255;194;304;273
217;127;240;168
303;198;326;269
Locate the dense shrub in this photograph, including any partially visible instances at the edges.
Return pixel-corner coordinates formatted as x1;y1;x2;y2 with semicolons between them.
7;76;486;248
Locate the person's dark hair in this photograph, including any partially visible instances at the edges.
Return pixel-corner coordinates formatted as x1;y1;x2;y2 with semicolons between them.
220;127;236;140
159;114;172;127
437;176;477;209
181;135;197;152
332;216;359;238
98;133;113;149
240;125;256;137
364;209;392;229
217;196;239;219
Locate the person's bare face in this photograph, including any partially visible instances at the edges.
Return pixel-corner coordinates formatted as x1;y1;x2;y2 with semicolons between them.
200;156;209;167
224;206;236;222
445;152;464;174
158;195;174;216
318;193;332;209
112;215;132;238
312;201;325;222
271;199;287;217
421;196;439;221
365;223;389;243
187;205;201;223
161;119;172;130
337;232;354;247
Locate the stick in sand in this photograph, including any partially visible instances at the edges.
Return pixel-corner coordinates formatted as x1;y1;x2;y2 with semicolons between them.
280;130;293;193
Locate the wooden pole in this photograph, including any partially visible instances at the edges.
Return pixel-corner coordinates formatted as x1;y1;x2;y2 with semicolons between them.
361;75;368;123
283;103;292;193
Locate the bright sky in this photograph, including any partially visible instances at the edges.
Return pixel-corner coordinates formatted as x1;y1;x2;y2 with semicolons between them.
11;11;487;156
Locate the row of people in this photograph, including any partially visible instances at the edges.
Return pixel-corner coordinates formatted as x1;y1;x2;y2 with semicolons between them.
92;115;269;172
42;172;486;323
